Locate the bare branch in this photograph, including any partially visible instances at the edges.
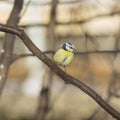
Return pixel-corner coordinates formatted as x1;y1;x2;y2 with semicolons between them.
10;49;120;64
0;24;120;119
0;0;23;96
11;53;34;63
35;0;58;120
20;10;120;28
7;0;85;6
20;0;31;18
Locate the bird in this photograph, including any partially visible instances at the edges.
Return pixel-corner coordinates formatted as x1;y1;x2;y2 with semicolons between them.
53;42;75;71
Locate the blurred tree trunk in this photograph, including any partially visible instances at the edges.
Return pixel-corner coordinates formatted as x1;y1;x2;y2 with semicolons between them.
0;0;23;95
35;0;58;120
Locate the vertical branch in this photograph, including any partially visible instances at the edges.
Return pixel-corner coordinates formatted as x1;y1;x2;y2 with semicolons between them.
102;20;120;120
87;20;120;120
107;17;120;102
35;0;58;120
35;71;53;120
0;0;23;95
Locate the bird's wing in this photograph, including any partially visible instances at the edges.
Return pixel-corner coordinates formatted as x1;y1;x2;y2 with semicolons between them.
53;49;66;64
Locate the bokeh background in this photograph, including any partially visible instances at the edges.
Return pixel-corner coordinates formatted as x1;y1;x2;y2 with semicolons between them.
0;0;120;120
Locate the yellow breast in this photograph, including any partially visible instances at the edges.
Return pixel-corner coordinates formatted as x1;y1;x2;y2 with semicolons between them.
53;48;74;66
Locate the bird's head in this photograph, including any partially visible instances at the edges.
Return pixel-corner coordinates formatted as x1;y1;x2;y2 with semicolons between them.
61;42;75;52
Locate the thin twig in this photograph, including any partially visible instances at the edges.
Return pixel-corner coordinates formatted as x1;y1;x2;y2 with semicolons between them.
20;0;31;18
11;53;34;63
10;49;120;63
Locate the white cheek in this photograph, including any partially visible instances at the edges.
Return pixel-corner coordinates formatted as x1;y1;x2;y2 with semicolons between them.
69;48;73;52
66;46;73;52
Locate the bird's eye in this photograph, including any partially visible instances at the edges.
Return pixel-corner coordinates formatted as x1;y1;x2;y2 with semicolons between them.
69;46;73;49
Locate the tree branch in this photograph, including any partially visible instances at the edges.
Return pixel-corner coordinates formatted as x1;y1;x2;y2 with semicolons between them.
10;49;120;64
0;0;23;95
20;0;31;18
35;0;58;120
20;10;120;28
0;24;120;120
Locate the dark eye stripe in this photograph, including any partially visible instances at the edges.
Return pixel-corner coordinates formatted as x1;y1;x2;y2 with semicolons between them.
69;46;73;49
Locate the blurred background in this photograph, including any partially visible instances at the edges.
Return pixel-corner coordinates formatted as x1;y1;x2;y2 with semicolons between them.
0;0;120;120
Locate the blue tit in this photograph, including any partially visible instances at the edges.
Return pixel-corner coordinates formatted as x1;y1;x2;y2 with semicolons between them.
53;42;74;67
